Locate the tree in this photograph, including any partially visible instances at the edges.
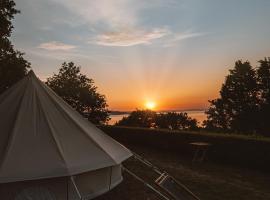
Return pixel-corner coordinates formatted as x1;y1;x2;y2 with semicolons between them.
46;62;109;124
0;0;30;94
0;51;31;94
0;0;19;49
155;112;198;131
256;58;270;135
116;110;198;130
116;109;156;128
203;99;230;131
204;61;259;133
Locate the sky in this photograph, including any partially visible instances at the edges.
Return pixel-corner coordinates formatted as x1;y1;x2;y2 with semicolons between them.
11;0;270;111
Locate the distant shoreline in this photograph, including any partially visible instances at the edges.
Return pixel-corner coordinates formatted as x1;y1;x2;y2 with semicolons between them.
108;110;207;125
109;109;206;115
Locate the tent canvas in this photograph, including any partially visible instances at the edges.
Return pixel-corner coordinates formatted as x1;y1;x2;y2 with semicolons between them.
0;71;132;199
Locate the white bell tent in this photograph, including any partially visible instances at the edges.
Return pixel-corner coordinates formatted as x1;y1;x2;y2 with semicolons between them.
0;71;132;200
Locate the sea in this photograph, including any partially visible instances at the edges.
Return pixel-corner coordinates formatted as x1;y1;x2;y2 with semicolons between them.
108;110;207;125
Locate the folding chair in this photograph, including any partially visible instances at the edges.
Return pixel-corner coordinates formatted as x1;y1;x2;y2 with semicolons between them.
155;174;200;200
123;152;201;200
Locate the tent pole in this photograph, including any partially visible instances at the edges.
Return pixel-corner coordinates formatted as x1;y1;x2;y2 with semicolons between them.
67;177;69;200
70;176;83;200
109;166;112;190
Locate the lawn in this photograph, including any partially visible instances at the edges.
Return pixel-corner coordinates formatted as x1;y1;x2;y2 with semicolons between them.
96;144;270;200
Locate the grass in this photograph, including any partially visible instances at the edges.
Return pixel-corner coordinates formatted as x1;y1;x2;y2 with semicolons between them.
96;144;270;200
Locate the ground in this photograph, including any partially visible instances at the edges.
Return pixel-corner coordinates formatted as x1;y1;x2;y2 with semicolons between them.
95;144;270;200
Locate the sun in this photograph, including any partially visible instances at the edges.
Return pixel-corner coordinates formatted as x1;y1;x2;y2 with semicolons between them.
145;101;156;110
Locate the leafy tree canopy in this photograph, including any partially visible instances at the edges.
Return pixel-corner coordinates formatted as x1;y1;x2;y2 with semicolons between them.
116;109;156;128
116;109;198;130
256;58;270;133
156;112;198;131
257;58;270;103
0;0;30;94
204;59;270;136
46;62;109;124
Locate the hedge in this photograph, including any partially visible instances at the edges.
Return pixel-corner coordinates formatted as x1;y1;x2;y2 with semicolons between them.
100;126;270;172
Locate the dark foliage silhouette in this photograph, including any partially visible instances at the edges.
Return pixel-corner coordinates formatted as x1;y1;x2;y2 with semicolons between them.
116;109;198;130
257;58;270;134
155;112;198;130
116;109;156;128
0;0;31;94
46;62;109;124
204;59;270;136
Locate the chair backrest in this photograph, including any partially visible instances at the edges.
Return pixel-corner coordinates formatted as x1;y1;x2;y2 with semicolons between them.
155;174;200;200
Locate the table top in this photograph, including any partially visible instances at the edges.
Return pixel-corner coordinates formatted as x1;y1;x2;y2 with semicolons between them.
190;142;211;146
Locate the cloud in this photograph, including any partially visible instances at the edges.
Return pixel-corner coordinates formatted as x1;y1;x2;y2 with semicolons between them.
38;41;76;51
49;0;141;28
48;0;179;31
163;32;206;47
92;28;169;47
49;0;177;28
46;0;180;47
173;32;205;41
37;0;197;48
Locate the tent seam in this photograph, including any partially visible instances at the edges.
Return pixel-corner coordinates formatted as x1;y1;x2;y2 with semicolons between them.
34;75;118;165
0;76;30;171
34;78;70;174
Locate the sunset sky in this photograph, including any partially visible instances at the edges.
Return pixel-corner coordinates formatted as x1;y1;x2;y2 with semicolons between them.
11;0;270;111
